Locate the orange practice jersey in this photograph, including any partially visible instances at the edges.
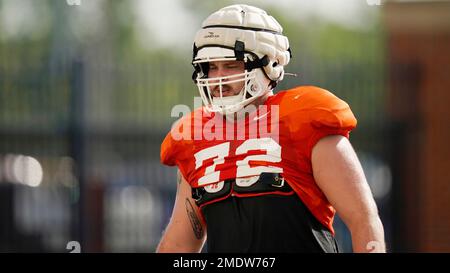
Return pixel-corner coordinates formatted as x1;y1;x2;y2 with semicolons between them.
161;86;357;234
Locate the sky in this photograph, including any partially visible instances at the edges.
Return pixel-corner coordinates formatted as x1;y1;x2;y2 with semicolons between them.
133;0;382;49
0;0;382;49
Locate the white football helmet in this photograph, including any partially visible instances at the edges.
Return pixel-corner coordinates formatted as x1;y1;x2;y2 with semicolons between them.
192;4;291;115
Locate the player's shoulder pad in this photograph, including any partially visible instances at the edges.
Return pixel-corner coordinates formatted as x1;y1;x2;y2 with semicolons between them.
272;86;345;110
272;85;357;130
160;107;203;166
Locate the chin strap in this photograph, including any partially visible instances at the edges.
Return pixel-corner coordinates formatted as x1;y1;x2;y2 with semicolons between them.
245;55;270;71
234;41;270;71
233;41;276;88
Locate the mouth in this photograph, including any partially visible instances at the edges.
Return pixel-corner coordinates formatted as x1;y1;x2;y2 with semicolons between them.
212;85;235;97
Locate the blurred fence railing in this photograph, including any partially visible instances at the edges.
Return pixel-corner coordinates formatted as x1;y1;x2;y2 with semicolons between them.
0;53;392;252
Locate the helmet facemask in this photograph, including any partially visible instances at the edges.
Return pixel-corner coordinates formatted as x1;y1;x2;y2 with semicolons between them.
193;49;272;116
191;4;292;115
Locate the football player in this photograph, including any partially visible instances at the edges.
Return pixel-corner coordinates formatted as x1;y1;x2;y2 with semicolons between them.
157;4;385;253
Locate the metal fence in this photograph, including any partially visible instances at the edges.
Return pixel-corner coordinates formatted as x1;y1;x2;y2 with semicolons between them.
0;41;392;252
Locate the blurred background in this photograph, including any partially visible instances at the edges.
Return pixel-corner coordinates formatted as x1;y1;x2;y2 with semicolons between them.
0;0;449;253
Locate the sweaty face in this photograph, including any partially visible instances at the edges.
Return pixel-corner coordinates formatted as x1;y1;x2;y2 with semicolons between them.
208;60;245;97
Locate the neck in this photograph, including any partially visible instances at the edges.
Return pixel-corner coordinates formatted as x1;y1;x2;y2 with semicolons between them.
222;90;274;122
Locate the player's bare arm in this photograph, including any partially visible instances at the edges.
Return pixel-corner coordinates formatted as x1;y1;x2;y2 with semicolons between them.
312;135;386;253
156;170;207;253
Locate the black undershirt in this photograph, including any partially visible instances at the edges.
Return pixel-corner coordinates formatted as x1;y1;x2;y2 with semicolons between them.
201;191;339;253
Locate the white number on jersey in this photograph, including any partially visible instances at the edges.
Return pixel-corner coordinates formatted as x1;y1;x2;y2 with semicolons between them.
194;138;282;186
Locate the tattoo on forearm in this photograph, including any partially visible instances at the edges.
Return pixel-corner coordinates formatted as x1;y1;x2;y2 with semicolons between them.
185;198;204;239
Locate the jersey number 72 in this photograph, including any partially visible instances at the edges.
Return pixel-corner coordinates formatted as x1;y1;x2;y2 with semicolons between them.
194;138;283;186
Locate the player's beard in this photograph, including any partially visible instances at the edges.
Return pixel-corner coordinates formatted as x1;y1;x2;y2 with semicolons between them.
211;84;240;98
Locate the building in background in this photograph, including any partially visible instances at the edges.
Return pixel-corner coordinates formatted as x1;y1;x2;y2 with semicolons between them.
384;0;450;252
